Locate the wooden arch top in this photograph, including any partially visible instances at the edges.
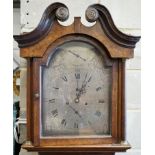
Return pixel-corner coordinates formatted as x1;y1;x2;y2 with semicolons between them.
13;2;140;59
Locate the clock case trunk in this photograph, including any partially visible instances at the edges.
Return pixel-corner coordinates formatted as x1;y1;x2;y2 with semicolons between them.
14;2;140;155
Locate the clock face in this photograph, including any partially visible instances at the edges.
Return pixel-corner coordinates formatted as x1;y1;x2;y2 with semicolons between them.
41;41;112;137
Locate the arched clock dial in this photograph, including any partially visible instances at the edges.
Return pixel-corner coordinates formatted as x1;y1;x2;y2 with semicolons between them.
41;41;112;137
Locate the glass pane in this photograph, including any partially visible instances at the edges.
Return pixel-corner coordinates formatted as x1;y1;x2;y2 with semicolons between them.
41;41;112;137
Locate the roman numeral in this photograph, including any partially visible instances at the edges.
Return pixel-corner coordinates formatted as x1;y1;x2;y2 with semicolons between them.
62;76;67;82
95;110;101;117
96;87;102;91
88;76;92;82
49;99;55;103
84;73;88;81
51;109;58;117
75;73;80;79
98;99;105;103
61;119;67;126
53;87;59;90
74;122;78;128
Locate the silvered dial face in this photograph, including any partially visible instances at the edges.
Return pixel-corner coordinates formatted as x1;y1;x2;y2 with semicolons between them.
41;41;112;137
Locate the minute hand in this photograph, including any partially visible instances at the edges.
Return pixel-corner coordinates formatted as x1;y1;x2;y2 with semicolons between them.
76;80;88;98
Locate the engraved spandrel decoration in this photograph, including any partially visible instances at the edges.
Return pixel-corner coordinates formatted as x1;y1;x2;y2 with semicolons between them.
41;41;112;137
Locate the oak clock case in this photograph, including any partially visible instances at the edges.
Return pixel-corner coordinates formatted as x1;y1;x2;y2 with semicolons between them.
14;2;140;155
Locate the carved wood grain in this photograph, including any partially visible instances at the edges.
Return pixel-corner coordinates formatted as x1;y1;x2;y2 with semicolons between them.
19;18;135;59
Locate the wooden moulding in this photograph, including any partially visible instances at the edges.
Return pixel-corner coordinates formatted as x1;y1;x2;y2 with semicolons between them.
13;3;140;59
39;153;115;155
22;141;131;152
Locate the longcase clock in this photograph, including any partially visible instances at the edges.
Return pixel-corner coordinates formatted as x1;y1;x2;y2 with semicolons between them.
14;3;140;155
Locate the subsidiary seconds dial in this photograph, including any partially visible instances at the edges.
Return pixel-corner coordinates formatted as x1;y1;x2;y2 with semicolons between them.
41;41;112;137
